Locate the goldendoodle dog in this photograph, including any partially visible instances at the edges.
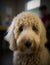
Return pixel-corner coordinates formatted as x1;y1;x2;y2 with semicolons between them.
5;12;50;65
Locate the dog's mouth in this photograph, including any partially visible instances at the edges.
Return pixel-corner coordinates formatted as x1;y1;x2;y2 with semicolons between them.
18;45;37;54
22;48;34;54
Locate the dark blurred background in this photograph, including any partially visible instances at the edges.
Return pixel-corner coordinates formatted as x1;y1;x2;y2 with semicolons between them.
0;0;50;65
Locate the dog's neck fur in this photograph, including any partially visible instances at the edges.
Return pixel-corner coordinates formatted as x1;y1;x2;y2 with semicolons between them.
13;46;49;65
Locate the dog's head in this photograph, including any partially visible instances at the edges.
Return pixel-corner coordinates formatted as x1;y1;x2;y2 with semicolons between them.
5;12;47;53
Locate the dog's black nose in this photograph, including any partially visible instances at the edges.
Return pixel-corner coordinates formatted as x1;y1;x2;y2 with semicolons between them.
24;40;31;48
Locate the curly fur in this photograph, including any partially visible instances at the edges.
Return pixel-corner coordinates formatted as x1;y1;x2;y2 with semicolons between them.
5;12;50;65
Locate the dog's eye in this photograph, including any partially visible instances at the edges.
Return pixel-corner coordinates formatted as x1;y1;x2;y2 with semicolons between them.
32;26;38;32
19;25;23;32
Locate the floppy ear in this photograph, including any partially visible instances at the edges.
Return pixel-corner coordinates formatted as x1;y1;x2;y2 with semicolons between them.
39;19;47;45
34;14;47;45
5;17;17;51
41;23;47;45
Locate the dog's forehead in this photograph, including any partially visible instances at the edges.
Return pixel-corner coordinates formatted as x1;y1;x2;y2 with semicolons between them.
15;12;39;27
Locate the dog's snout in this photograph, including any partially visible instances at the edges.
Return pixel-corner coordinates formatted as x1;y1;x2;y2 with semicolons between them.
24;40;31;48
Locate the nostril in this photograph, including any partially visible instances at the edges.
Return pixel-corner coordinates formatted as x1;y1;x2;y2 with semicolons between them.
24;40;31;48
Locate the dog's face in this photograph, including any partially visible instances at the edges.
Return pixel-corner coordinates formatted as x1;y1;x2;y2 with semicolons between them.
5;12;47;53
